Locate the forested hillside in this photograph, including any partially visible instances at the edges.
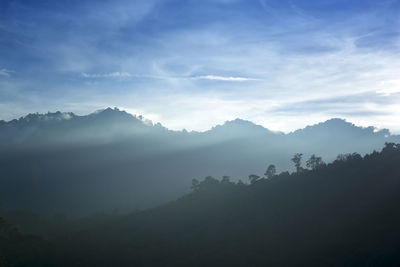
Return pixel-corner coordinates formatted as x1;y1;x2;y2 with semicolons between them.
2;143;400;266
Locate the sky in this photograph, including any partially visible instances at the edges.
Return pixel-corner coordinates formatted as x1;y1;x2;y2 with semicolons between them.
0;0;400;133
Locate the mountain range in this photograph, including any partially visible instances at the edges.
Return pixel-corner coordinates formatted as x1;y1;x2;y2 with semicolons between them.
0;108;398;216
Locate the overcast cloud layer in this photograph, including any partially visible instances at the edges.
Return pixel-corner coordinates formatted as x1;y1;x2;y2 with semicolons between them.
0;0;399;132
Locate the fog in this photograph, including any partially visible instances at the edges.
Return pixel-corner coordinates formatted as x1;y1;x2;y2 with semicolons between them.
0;108;398;217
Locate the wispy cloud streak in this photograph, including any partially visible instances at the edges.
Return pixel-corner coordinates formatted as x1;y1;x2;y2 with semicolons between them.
0;69;13;77
191;75;261;82
81;72;132;78
80;72;261;82
376;80;400;96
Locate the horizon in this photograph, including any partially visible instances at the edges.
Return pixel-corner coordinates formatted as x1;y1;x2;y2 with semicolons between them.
1;0;400;133
1;107;397;135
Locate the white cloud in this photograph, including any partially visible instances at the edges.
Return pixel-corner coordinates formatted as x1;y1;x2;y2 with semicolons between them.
81;72;132;78
376;80;400;96
80;71;260;82
0;69;13;77
191;75;261;82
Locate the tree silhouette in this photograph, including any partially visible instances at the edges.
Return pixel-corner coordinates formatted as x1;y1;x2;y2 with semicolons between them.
0;217;20;240
336;153;351;162
221;176;235;186
221;176;231;184
291;153;303;172
249;174;260;184
237;179;245;186
265;164;276;179
383;142;400;154
191;178;200;191
306;154;325;170
200;176;220;190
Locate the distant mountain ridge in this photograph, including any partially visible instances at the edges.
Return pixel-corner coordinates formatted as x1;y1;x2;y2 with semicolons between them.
0;108;395;143
0;108;399;216
0;108;166;147
290;118;390;137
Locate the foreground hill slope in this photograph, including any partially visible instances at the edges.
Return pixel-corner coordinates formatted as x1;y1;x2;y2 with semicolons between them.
0;108;399;216
0;216;49;266
42;143;400;266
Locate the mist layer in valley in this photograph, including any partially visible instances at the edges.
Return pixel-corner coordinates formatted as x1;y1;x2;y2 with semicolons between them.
0;108;398;216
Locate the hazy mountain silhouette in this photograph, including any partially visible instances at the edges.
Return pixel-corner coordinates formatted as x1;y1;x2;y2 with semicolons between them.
0;108;399;216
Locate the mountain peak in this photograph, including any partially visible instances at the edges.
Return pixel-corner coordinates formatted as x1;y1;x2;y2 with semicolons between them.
323;118;350;125
90;107;137;121
88;107;164;129
291;117;391;138
19;111;76;123
206;118;274;137
93;107;127;116
224;118;258;126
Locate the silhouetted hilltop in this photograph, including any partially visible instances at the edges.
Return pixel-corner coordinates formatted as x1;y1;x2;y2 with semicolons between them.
291;118;390;138
0;216;48;266
0;108;164;146
2;111;76;128
6;143;399;266
0;110;397;147
207;118;275;136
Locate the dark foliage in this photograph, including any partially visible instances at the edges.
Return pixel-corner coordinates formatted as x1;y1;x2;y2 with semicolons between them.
0;217;49;267
2;143;400;266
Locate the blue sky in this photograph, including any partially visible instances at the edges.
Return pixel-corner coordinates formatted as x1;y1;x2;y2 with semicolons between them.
1;0;400;132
